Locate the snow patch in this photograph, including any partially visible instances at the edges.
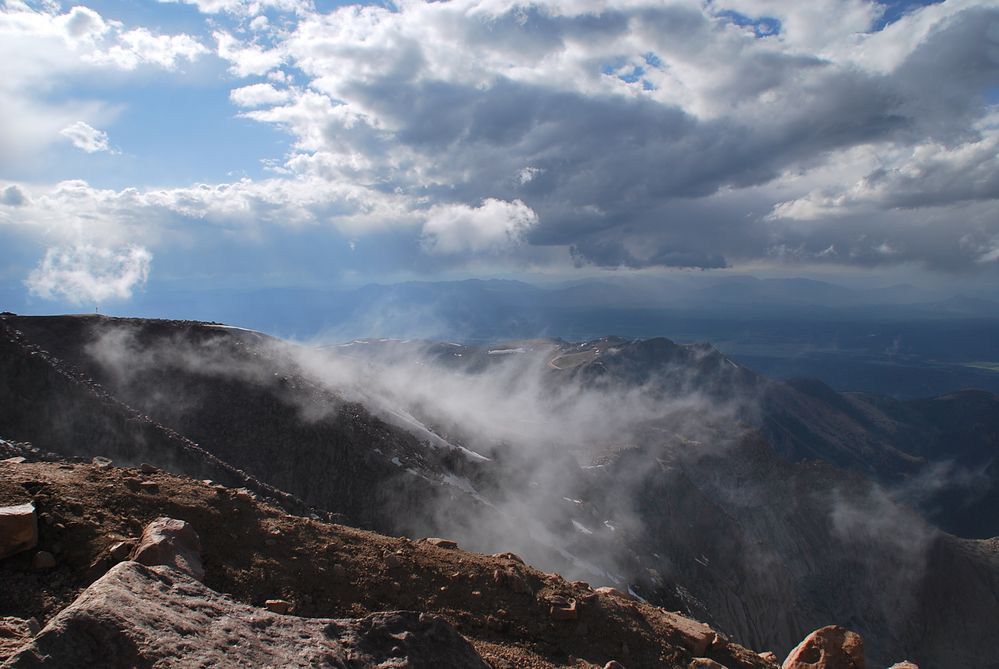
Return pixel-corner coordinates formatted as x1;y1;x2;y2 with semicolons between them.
381;407;491;462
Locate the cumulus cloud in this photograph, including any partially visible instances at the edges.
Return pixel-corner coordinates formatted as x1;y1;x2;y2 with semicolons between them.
230;82;293;108
1;185;27;207
421;199;538;255
205;0;996;271
5;0;999;278
2;176;417;248
159;0;312;18
770;129;999;220
60;121;111;153
25;244;152;305
93;27;207;70
0;2;207;171
215;31;283;77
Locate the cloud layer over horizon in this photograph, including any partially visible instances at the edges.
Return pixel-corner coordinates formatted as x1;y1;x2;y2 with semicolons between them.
2;0;998;303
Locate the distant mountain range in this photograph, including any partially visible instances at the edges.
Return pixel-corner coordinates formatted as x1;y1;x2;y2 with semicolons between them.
8;275;999;398
2;313;999;667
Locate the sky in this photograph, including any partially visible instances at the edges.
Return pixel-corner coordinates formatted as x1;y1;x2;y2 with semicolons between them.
1;0;998;312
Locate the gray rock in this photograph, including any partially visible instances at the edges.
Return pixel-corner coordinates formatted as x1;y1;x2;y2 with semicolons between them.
0;503;37;560
1;562;490;668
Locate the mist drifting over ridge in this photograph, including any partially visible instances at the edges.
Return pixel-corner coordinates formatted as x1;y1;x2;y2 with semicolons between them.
3;0;999;665
36;314;974;666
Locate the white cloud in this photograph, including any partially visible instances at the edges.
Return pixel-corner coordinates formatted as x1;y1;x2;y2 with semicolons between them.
1;185;27;207
422;198;538;255
0;3;207;72
243;0;999;271
5;0;999;279
93;27;208;70
60;121;110;153
158;0;311;18
1;176;415;247
769;128;999;221
59;5;108;41
230;83;292;108
517;167;543;184
0;2;207;170
25;244;152;305
215;31;282;77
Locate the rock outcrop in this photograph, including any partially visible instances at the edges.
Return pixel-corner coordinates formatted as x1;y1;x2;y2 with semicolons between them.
782;626;864;669
130;517;204;581
1;561;490;669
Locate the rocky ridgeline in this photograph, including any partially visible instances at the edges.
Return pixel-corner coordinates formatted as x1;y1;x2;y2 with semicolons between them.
0;459;923;669
3;314;994;666
2;515;488;669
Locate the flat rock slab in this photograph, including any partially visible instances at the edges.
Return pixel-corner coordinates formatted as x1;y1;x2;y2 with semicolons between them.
1;561;489;669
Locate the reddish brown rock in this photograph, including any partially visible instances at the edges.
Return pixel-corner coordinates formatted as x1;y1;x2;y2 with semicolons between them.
130;517;204;581
783;625;865;669
2;561;490;668
548;597;578;621
492;551;525;564
0;617;40;659
107;540;135;562
660;611;715;657
759;651;779;664
0;502;37;560
594;586;633;600
139;481;160;494
424;537;459;549
265;599;291;614
689;659;728;669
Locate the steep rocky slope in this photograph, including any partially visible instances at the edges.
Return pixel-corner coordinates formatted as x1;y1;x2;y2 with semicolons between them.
0;459;774;669
3;314;999;666
0;315;471;535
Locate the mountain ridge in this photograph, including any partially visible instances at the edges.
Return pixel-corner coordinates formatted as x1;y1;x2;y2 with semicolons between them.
2;313;998;667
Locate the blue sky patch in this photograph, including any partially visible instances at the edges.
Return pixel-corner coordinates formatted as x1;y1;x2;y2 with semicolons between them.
715;10;782;38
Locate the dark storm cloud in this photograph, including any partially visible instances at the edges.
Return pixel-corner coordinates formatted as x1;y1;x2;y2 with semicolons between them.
263;1;999;270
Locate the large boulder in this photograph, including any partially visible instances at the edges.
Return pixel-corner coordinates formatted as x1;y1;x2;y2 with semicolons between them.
130;517;204;581
783;626;865;669
0;503;37;560
1;561;490;668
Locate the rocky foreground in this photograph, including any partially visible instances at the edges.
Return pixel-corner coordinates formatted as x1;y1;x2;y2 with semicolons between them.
0;458;919;668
